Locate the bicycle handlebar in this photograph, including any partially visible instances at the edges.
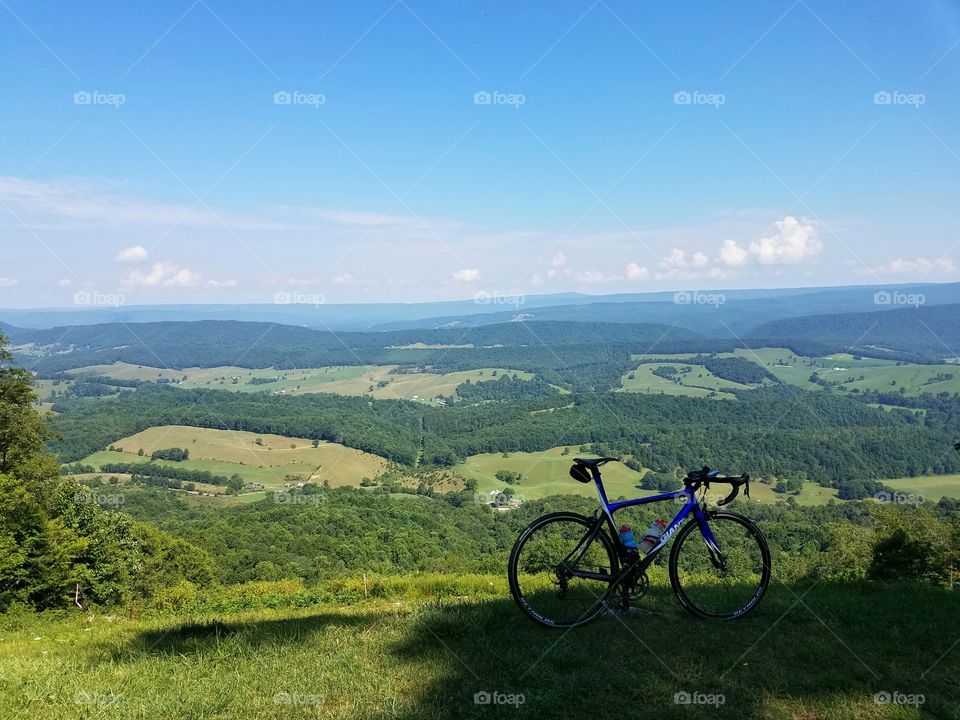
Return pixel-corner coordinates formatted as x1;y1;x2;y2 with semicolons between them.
684;466;750;506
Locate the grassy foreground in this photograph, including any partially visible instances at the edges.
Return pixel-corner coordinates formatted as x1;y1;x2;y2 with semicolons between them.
2;576;957;719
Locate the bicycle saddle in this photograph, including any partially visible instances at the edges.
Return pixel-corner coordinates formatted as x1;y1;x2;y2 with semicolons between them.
572;457;618;468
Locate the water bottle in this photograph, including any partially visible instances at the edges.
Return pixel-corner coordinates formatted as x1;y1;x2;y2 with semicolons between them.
638;519;667;554
619;524;639;555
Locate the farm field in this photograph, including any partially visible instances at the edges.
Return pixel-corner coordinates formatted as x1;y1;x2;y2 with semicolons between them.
884;474;960;501
78;426;390;490
743;479;840;505
632;348;960;396
458;449;846;507
617;363;747;399
457;447;649;501
72;363;532;402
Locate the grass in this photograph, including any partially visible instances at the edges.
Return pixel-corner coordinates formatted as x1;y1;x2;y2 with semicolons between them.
632;348;960;398
1;575;957;719
617;363;745;399
744;480;840;505
457;450;848;507
884;474;960;501
456;447;649;501
79;426;390;490
72;363;533;403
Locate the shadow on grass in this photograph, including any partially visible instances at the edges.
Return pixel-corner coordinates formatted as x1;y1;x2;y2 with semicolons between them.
119;611;376;657
384;581;959;719
116;581;959;719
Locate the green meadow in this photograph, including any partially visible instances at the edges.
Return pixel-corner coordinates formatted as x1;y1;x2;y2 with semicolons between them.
73;363;532;402
2;575;957;719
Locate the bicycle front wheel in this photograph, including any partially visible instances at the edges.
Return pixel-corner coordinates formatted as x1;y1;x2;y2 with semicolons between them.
508;512;619;628
669;511;770;620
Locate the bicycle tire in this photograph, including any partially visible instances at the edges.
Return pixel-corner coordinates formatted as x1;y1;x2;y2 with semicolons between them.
668;511;771;620
508;512;619;628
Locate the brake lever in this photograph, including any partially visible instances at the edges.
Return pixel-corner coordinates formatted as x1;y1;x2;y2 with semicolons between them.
716;484;739;506
716;474;750;506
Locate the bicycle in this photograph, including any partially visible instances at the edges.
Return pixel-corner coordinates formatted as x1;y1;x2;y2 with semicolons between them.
508;458;771;628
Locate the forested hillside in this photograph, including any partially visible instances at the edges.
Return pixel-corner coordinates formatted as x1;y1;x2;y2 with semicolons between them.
751;304;960;361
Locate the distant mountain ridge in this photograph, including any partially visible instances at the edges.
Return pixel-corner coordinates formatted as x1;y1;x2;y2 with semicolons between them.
3;281;957;333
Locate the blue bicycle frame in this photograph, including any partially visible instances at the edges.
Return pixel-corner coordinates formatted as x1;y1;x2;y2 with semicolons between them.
586;465;722;570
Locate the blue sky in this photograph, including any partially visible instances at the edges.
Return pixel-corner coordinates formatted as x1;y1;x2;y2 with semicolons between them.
2;0;959;307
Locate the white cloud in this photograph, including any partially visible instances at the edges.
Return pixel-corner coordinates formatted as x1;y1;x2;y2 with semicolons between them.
529;274;544;287
206;279;237;288
578;270;607;284
718;239;749;267
655;248;700;280
547;251;568;278
451;268;480;283
626;262;649;281
57;278;72;287
691;251;709;268
124;262;198;288
0;277;17;288
749;216;821;265
332;272;355;286
115;245;148;263
861;256;956;275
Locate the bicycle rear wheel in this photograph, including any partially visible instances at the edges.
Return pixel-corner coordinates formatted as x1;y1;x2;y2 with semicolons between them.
508;512;619;628
668;511;770;620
